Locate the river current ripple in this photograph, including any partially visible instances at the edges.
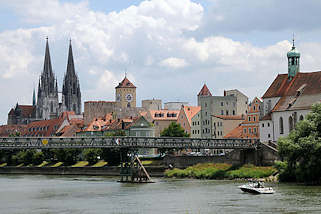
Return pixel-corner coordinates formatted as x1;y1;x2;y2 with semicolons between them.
0;175;321;214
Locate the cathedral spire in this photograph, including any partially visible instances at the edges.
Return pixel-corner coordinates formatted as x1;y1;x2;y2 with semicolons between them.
32;88;36;106
43;37;53;78
66;39;76;76
62;39;82;114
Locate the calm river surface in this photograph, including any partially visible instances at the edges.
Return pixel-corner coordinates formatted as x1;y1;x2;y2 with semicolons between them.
1;175;321;214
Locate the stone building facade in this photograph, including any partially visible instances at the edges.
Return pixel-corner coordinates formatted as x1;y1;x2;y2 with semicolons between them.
197;84;248;138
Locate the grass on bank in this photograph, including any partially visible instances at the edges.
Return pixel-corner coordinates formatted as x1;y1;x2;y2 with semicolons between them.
0;163;7;167
72;161;89;167
51;162;63;167
165;163;277;179
92;161;108;167
37;161;49;167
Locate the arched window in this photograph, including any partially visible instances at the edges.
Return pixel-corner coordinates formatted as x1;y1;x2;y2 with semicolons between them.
279;117;284;134
289;116;294;132
50;102;53;112
299;115;304;121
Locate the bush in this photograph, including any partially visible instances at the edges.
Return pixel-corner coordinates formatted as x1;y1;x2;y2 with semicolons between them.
32;151;45;165
83;149;101;165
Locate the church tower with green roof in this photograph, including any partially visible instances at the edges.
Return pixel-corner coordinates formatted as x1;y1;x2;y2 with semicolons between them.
287;38;300;80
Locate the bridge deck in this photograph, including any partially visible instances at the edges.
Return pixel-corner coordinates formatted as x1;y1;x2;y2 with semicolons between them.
0;137;259;150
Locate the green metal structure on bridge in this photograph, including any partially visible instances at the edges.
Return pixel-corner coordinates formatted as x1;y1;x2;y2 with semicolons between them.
0;137;259;150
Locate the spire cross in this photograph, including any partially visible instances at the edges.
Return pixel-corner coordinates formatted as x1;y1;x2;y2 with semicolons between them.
292;33;295;48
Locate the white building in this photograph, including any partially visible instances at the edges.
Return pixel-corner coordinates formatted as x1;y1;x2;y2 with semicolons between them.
260;40;321;143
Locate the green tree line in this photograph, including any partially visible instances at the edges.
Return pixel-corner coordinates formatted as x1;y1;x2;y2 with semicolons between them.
276;103;321;184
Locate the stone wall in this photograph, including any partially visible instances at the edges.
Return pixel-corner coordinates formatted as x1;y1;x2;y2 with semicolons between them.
84;101;116;125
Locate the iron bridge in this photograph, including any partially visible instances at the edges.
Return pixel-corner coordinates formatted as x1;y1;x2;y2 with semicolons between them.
0;137;259;150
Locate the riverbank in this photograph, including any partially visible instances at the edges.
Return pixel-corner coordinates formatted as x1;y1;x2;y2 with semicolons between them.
0;166;166;177
165;163;277;181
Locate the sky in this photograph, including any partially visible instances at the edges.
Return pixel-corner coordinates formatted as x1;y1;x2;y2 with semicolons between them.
1;0;321;125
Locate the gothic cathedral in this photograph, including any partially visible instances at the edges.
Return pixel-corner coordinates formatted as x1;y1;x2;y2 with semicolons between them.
36;38;81;120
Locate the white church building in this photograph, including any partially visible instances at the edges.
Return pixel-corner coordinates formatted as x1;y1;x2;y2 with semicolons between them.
260;39;321;143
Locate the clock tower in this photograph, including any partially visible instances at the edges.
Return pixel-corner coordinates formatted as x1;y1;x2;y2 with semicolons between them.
115;76;136;108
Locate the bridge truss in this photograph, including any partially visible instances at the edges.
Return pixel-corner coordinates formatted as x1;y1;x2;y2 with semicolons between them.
0;137;259;150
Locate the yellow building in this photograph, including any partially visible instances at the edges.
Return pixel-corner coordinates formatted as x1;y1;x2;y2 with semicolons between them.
115;76;136;108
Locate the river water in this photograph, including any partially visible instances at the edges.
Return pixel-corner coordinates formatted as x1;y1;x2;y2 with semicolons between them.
1;175;321;214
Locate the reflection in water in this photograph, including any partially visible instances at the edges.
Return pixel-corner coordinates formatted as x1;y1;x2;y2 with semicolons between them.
0;175;321;214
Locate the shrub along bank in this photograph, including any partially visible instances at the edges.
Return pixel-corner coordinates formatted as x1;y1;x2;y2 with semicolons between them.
165;163;277;179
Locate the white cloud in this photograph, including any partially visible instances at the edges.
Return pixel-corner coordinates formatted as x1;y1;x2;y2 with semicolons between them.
160;57;188;69
1;0;321;124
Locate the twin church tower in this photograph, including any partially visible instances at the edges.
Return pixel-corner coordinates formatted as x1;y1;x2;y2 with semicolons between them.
36;38;81;120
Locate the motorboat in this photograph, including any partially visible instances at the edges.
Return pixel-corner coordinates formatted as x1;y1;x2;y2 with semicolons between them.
239;181;275;194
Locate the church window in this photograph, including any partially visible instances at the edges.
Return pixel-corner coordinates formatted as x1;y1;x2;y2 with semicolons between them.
289;116;294;132
299;115;304;121
127;103;131;108
279;117;284;134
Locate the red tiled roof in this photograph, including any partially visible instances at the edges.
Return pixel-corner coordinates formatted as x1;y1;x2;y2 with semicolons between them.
8;108;15;116
212;115;244;120
262;72;321;98
224;126;243;139
0;125;26;137
115;77;136;88
23;117;64;137
183;106;201;125
198;84;212;96
261;112;272;121
149;110;180;121
19;105;35;118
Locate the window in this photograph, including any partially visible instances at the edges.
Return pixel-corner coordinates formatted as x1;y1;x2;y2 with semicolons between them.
205;103;207;107
244;128;247;133
221;110;224;115
249;128;252;133
253;106;256;111
233;110;235;115
279;117;284;134
262;123;264;128
221;102;224;106
205;112;207;116
254;128;257;133
268;123;270;127
253;116;256;121
226;110;229;115
248;116;251;121
268;134;271;138
289;116;294;132
299;115;304;121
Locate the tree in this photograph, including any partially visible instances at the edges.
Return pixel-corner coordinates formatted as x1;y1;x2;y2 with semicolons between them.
277;103;321;184
160;122;190;137
83;148;102;165
159;122;189;156
102;130;129;165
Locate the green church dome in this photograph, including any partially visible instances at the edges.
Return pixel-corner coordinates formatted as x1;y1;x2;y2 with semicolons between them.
287;46;300;57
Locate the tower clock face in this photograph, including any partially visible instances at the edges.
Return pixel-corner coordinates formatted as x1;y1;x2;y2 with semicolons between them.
126;93;133;102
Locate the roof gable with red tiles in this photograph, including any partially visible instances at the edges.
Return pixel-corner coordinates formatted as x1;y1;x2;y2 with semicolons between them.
115;77;136;88
182;106;201;125
23;117;64;137
148;110;180;121
224;126;243;139
198;84;212;96
0;125;27;137
262;72;321;98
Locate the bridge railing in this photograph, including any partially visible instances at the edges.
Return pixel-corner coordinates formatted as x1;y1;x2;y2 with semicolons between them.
0;137;259;149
